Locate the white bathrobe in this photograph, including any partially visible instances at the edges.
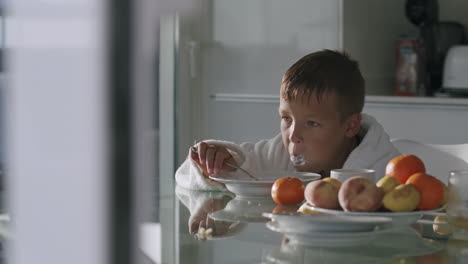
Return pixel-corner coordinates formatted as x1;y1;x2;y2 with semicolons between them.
175;113;401;191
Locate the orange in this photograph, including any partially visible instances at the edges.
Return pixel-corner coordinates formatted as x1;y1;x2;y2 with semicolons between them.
385;154;426;184
271;177;305;205
406;172;443;210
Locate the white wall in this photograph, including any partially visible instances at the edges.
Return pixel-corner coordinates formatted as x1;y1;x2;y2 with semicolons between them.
195;0;341;144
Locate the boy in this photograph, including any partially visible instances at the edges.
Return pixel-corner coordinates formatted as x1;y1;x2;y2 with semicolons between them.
176;50;400;191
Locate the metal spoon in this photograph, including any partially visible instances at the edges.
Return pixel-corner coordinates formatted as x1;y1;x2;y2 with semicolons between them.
191;144;259;181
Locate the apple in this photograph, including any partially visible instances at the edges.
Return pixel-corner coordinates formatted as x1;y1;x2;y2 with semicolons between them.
382;184;420;212
338;176;384;212
322;177;342;190
297;202;325;214
433;215;451;235
376;175;400;194
304;180;340;209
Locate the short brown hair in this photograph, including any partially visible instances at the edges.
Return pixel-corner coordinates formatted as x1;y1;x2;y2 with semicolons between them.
280;50;365;119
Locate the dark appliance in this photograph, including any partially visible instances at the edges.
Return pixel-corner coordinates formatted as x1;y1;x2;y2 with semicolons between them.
405;0;466;95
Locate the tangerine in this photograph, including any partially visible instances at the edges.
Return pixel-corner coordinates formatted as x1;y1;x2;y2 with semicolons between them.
271;177;305;205
406;172;443;210
385;154;426;184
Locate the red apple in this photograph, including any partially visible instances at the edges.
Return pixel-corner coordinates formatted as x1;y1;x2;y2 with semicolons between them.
338;176;384;212
304;180;340;209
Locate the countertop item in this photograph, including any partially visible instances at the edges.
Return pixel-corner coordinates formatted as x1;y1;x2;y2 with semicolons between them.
443;45;468;94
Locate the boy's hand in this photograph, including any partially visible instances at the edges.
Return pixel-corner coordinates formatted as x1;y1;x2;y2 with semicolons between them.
190;142;236;177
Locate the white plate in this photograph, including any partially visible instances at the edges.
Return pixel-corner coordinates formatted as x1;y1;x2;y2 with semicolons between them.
304;203;443;226
209;171;320;197
262;212;392;233
264;226;442;262
266;221;388;247
209;196;277;223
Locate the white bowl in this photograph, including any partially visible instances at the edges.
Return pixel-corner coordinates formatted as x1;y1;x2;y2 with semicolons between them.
209;170;320;197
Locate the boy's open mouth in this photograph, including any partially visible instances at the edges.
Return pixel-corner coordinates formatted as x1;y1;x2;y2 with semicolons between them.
290;155;306;166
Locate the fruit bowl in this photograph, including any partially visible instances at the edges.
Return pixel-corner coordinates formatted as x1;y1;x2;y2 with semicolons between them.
209;170;320;197
265;221;391;247
263;212;392;233
303;203;443;226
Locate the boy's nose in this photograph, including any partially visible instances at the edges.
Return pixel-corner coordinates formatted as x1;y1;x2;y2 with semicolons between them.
289;126;303;143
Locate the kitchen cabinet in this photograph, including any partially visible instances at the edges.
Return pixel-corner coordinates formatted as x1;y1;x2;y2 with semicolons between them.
365;96;468;144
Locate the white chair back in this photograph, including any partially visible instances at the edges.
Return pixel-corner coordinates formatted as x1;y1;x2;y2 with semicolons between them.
391;139;468;184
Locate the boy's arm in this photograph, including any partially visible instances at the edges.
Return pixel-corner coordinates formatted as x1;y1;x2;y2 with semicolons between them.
237;134;292;173
175;134;291;191
175;154;227;191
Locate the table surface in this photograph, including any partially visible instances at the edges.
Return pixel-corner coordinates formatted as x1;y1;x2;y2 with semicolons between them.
147;186;468;264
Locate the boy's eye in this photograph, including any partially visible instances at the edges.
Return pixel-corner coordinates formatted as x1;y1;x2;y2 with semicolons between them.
307;121;319;127
281;116;292;123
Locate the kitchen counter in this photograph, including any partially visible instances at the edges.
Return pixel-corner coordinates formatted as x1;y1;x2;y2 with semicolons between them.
144;184;467;264
364;95;468;144
366;95;468;108
211;93;468;107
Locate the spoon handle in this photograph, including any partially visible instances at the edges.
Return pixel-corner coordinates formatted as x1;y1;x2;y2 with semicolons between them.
224;162;259;181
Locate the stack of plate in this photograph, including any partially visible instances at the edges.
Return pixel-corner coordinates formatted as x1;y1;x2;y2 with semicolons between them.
262;212;393;247
303;204;443;226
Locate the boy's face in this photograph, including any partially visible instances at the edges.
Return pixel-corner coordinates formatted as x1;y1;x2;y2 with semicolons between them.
279;91;360;173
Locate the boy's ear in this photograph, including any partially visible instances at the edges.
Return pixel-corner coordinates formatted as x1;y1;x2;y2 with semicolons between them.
344;113;361;138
